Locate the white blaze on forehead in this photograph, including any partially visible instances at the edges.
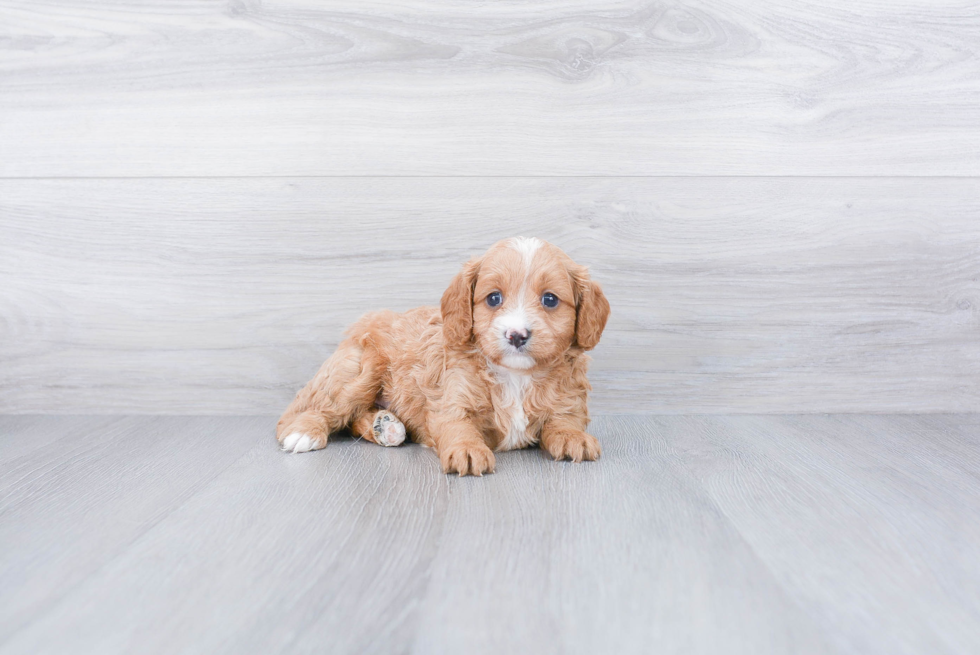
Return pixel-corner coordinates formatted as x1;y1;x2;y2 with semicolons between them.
497;236;543;331
509;236;543;270
493;237;544;369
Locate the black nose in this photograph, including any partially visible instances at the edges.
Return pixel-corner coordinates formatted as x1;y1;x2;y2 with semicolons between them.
506;329;530;349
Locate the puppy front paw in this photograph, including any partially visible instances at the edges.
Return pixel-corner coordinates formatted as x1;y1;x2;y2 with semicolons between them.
280;431;327;454
440;442;496;477
544;430;601;463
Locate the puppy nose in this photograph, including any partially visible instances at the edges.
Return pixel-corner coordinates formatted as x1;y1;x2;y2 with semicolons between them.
506;328;530;349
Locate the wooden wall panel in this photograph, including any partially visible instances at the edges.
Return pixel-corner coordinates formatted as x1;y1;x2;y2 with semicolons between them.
1;0;978;176
2;177;977;413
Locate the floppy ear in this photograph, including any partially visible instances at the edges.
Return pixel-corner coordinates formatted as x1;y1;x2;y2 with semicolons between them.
571;266;610;351
441;257;481;347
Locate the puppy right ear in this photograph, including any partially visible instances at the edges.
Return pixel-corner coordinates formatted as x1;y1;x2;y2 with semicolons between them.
441;257;481;347
569;264;610;351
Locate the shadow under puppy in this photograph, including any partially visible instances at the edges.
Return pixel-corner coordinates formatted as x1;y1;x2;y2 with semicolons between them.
277;237;610;476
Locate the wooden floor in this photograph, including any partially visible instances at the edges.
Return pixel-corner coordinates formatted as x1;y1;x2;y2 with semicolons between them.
1;414;978;654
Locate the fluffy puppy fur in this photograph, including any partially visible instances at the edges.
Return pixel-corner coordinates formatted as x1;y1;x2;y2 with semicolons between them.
276;237;610;476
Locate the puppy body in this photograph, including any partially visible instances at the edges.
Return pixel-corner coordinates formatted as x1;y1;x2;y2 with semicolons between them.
276;237;610;476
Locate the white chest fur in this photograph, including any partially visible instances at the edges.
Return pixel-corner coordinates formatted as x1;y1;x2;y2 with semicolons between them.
489;363;534;451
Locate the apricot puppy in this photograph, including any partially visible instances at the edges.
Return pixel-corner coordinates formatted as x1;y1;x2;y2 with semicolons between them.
276;237;610;476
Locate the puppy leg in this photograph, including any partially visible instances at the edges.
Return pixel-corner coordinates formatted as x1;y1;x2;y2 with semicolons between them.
276;339;382;453
540;417;601;463
351;408;407;447
428;415;495;476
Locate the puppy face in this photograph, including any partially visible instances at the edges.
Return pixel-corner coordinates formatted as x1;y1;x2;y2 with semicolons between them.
441;237;610;370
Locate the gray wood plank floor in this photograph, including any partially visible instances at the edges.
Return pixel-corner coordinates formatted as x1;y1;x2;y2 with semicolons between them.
1;415;977;654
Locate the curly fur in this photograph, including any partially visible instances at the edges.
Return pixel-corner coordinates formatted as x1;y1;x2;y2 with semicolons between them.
276;237;610;476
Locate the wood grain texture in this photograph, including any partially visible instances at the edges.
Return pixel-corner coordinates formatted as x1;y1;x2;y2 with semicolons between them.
411;415;831;654
657;414;980;654
0;415;266;641
1;417;449;654
1;0;979;176
1;414;978;654
2;177;978;414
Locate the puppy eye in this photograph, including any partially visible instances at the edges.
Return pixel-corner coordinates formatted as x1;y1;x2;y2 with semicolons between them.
486;291;503;307
541;292;559;308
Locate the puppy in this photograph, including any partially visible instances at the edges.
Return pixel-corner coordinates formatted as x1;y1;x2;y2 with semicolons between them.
276;237;610;476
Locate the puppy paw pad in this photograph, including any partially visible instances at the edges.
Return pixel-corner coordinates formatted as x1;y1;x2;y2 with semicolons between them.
372;411;406;447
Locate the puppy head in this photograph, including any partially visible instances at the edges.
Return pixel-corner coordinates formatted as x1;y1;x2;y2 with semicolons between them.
441;237;610;370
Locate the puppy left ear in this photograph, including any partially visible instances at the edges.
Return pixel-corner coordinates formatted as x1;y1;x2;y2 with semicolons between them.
441;256;482;347
571;266;610;351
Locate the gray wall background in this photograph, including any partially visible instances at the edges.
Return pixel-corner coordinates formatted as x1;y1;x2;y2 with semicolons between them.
1;0;978;414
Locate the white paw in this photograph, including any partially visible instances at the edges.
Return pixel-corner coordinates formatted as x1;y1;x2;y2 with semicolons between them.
281;432;320;453
373;411;406;447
